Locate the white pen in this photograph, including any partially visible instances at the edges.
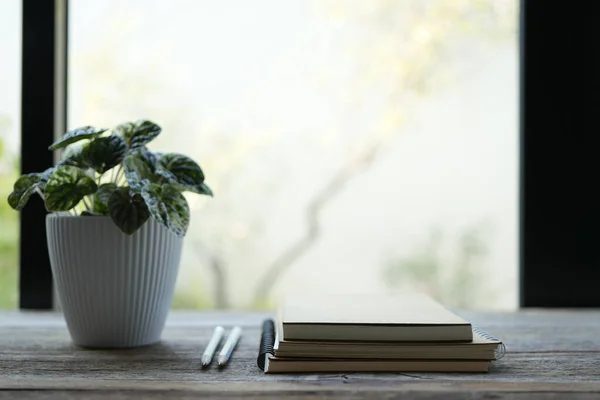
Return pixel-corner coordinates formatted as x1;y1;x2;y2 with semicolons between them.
217;326;242;367
202;326;225;366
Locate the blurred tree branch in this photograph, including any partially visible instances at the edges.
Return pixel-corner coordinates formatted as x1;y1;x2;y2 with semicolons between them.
251;0;516;307
252;140;383;306
192;240;230;309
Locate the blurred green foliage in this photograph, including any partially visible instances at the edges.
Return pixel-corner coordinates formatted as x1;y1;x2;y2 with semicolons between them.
0;129;18;309
382;224;494;309
171;285;211;309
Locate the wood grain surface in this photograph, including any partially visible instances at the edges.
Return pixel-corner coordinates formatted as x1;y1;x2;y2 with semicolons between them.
0;310;599;399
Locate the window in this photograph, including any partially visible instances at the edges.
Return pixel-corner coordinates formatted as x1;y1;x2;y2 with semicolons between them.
0;1;21;309
68;0;518;310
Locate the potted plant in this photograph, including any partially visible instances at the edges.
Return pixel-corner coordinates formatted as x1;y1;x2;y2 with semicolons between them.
7;120;212;348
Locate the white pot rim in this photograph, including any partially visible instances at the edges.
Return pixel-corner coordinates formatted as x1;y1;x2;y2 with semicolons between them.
46;214;112;219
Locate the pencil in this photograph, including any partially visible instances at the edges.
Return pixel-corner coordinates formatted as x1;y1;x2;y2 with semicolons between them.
217;326;242;366
202;326;225;366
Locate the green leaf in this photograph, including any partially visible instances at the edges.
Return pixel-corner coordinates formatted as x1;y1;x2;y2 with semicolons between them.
123;147;160;189
57;143;91;169
8;173;43;211
93;182;117;215
113;120;161;149
7;168;55;211
58;154;86;168
96;182;117;205
44;166;98;211
112;122;135;139
108;187;150;234
156;153;211;194
197;182;213;196
38;167;57;189
49;126;108;151
141;183;190;237
81;135;127;173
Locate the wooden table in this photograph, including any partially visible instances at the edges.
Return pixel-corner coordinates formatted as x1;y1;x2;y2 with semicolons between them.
0;310;599;399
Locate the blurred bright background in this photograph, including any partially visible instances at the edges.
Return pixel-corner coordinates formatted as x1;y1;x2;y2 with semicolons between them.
0;0;518;310
0;0;20;308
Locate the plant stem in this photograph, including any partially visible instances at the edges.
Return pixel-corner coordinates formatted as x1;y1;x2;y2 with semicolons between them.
34;187;45;201
83;196;92;211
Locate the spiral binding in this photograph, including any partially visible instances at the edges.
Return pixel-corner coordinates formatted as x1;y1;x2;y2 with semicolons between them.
257;319;276;371
473;326;506;360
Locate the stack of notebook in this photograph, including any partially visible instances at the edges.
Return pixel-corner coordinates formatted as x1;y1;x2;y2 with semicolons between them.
257;293;505;373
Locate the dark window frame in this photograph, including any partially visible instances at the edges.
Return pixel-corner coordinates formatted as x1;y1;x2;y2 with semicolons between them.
519;0;600;307
18;0;600;309
19;0;68;309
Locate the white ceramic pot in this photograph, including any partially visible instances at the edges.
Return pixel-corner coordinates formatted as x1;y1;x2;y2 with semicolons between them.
46;214;183;348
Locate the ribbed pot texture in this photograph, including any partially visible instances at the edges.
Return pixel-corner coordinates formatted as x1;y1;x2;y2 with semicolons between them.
46;215;183;348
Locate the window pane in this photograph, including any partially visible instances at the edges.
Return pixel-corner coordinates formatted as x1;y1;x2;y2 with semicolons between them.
69;0;518;310
0;1;21;308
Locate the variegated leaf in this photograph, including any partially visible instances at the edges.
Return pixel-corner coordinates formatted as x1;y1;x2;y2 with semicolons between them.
49;126;108;151
197;182;213;196
81;135;127;173
58;144;90;169
156;153;212;195
113;120;161;149
7;167;55;211
112;122;135;140
93;182;117;215
123;147;160;189
108;187;150;234
44;166;98;211
141;183;190;237
8;173;43;211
